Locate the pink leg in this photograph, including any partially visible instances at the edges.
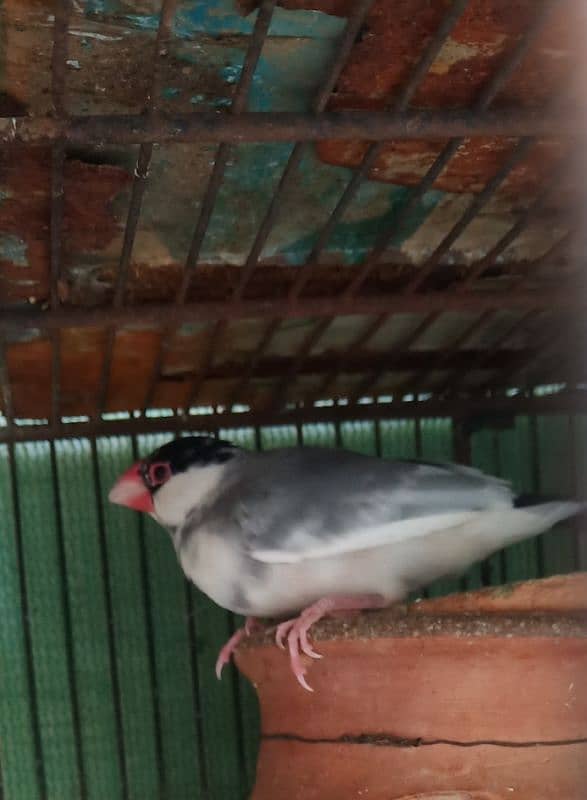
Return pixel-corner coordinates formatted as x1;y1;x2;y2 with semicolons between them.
215;616;261;679
275;594;387;692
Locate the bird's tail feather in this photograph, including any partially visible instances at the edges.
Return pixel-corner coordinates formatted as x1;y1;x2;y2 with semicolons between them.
522;500;586;529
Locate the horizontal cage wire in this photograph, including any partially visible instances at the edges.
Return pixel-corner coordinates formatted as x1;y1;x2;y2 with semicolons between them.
0;0;585;436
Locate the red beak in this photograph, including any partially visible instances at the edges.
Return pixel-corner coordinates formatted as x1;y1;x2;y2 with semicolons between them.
108;462;154;513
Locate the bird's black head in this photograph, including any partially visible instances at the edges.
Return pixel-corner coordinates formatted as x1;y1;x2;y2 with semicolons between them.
109;435;239;515
141;435;239;491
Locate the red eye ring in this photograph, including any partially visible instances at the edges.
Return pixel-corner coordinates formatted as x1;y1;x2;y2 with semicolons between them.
147;461;172;487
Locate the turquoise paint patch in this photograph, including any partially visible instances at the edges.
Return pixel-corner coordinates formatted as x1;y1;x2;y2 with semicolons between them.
175;0;345;38
0;188;13;203
90;0;344;39
0;234;29;267
273;148;446;265
84;0;119;15
162;87;181;99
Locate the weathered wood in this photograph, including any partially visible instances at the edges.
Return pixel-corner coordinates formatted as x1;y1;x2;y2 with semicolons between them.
236;574;587;799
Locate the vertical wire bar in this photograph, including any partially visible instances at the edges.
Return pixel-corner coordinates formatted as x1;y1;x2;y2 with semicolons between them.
0;341;14;428
48;439;87;798
183;586;210;799
334;401;342;447
176;397;211;794
528;411;545;576
130;435;166;796
49;1;72;428
414;418;423;458
7;441;46;798
96;0;178;418
89;438;128;799
567;414;586;569
145;1;276;415
374;418;382;457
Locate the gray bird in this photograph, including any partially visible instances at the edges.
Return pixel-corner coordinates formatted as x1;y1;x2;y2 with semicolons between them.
109;435;582;690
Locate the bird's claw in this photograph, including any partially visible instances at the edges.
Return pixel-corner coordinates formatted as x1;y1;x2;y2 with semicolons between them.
215;617;259;680
275;615;323;691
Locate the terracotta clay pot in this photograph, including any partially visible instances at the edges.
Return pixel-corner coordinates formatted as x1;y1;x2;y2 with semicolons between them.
236;573;587;800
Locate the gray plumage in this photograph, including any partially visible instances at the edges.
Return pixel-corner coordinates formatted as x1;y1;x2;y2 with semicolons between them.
147;445;582;618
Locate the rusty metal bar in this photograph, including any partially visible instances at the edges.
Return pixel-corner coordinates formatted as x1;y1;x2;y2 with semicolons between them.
494;317;581;390
269;318;333;412
260;0;562;412
405;138;536;293
0;340;14;426
225;1;374;405
231;1;375;302
2;285;581;332
346;311;442;403
1;106;577;146
342;0;560;299
460;156;576;290
2;391;586;445
48;1;73;428
182;320;227;412
288;0;470;300
306;312;390;404
371;310;496;402
144;1;276;413
176;0;276;304
510;228;576;288
226;318;281;408
439;309;543;396
95;0;179;418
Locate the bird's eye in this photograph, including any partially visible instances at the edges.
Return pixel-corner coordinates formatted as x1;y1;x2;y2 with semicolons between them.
147;462;172;487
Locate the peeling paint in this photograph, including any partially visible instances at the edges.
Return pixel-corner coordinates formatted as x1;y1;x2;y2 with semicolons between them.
0;233;29;267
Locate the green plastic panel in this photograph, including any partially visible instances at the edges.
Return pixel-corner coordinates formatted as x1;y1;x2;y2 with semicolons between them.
0;415;583;799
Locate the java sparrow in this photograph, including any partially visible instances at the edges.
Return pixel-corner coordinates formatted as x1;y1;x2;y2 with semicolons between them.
109;435;582;691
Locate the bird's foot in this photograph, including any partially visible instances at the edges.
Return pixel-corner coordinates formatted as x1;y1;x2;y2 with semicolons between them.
215;616;260;679
275;594;386;692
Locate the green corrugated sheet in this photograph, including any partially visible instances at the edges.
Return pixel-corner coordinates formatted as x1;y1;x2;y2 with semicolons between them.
0;416;584;799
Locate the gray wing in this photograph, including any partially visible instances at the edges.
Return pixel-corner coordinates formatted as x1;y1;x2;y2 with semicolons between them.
226;447;514;564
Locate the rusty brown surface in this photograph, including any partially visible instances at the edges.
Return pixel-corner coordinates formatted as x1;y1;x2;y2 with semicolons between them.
313;0;585;194
0;0;583;420
0;148;130;303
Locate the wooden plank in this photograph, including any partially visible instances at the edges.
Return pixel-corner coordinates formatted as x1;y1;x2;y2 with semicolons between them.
251;740;587;800
240;635;587;742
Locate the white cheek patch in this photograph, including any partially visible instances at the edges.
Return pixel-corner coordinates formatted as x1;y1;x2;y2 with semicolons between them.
153;463;228;527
